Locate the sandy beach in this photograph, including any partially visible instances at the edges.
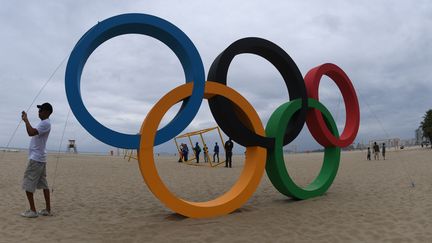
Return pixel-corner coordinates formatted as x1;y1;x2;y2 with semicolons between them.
1;147;432;242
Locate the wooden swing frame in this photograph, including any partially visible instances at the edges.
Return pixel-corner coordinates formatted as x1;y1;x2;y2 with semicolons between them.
174;126;226;167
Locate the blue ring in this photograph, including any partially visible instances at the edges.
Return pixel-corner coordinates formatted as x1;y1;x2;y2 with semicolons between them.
65;13;205;149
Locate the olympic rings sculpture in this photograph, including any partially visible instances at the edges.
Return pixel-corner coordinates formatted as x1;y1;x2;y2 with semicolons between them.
65;13;360;218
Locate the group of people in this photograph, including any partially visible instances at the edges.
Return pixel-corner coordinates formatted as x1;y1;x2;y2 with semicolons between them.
367;142;386;160
177;138;234;168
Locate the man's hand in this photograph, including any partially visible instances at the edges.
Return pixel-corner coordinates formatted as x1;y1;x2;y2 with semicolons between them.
21;111;28;122
22;111;38;136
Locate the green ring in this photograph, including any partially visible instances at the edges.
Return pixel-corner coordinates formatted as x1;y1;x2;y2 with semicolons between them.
265;98;341;200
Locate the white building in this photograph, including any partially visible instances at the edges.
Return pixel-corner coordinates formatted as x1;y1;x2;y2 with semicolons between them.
415;128;427;145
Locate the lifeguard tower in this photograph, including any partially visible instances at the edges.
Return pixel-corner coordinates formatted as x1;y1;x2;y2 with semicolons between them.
67;139;78;153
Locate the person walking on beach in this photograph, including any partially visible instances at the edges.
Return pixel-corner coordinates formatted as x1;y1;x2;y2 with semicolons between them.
373;142;380;160
178;143;184;162
203;144;209;163
21;103;53;218
382;143;386;160
224;138;234;168
213;142;219;163
367;147;371;160
194;142;201;163
182;143;189;161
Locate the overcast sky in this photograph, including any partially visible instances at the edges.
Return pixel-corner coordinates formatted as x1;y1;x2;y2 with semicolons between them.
1;0;431;154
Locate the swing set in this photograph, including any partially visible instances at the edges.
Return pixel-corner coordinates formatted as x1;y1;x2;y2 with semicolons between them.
174;126;226;167
123;149;138;161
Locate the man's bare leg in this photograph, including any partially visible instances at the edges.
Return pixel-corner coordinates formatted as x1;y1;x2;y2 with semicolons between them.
26;191;36;212
43;189;51;212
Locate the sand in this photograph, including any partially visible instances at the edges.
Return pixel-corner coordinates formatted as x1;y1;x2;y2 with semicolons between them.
1;147;432;242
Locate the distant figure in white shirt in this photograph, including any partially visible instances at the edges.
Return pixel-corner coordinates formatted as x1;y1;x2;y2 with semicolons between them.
20;103;53;218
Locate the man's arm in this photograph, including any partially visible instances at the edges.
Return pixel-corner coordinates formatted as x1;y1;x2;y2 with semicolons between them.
21;111;39;136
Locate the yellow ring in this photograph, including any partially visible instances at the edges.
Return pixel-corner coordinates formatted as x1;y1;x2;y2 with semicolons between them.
139;82;266;218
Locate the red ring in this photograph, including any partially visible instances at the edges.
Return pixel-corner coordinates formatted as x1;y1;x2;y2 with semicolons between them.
305;63;360;147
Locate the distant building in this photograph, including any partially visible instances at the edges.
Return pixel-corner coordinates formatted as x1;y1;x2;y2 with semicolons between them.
356;142;366;150
415;128;427;145
401;138;416;146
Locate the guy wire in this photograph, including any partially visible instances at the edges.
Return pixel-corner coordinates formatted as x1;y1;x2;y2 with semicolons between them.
2;55;68;154
51;108;71;194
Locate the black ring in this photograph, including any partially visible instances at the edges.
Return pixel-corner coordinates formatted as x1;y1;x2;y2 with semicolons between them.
207;37;308;148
